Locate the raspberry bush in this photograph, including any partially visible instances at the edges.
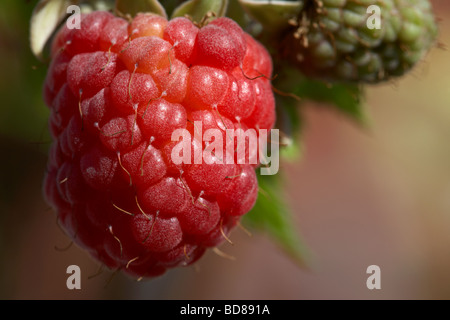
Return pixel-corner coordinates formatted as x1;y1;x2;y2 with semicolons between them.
30;0;438;280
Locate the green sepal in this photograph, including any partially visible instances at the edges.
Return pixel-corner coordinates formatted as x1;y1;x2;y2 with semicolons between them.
30;0;76;60
171;0;229;23
115;0;167;18
30;0;119;60
238;0;304;34
226;0;250;29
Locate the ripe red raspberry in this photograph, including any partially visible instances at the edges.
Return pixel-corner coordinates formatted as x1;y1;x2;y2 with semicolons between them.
43;11;275;279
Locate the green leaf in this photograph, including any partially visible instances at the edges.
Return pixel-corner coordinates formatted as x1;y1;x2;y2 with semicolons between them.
276;95;303;162
171;0;228;23
115;0;167;18
299;79;369;126
276;67;370;126
243;172;312;268
30;0;74;60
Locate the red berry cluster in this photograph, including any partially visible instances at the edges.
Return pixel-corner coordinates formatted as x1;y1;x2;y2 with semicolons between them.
43;11;275;278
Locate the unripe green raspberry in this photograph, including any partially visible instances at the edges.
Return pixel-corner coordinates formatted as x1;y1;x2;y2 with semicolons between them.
280;0;438;83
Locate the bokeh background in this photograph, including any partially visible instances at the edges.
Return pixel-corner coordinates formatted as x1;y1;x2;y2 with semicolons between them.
1;0;450;299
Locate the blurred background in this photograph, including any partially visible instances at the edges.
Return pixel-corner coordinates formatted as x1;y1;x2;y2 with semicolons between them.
1;0;450;299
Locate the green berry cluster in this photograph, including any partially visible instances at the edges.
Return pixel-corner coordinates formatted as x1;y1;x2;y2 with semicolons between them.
280;0;438;83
